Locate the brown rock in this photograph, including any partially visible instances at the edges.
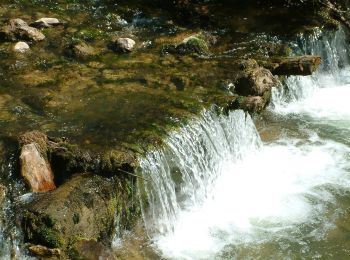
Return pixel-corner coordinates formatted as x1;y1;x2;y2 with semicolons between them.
235;67;277;96
239;96;268;113
20;143;56;192
70;240;115;260
67;42;97;59
28;245;61;257
272;55;322;76
0;184;6;206
19;130;48;153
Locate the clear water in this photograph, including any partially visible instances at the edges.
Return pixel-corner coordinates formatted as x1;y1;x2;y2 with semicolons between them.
140;28;350;259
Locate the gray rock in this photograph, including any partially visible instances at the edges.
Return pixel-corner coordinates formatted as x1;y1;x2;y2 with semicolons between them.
113;37;136;53
31;17;60;28
13;41;30;53
0;19;45;42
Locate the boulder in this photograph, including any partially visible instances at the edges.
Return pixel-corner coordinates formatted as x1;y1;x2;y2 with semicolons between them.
31;18;61;28
235;67;277;96
20;143;56;192
112;37;136;53
13;41;30;53
0;19;45;42
21;173;119;250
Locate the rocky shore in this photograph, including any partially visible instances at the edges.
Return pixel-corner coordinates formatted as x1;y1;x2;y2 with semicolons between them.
0;0;347;258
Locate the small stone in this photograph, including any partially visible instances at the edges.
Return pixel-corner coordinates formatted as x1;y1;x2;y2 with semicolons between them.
67;42;97;59
113;37;136;53
31;18;60;28
28;245;61;257
13;41;30;53
20;143;56;192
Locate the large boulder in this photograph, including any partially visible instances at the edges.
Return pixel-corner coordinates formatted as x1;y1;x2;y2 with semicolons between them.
0;19;45;42
20;174;122;250
235;66;277;96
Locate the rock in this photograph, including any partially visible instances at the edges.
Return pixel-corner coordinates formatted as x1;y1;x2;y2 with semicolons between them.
70;240;115;260
235;67;277;96
112;37;136;53
21;173;120;250
237;96;268;113
66;42;97;59
162;33;211;56
0;19;45;42
31;18;60;28
0;184;6;206
19;130;48;153
272;55;322;76
13;41;30;53
20;143;56;192
28;244;61;257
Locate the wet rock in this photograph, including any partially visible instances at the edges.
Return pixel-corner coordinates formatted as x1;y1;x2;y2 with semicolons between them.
21;173;119;250
20;143;56;192
0;184;6;206
162;33;211;56
0;19;45;42
112;37;136;53
235;67;277;96
69;240;115;260
13;41;30;53
272;55;322;76
31;18;61;28
28;244;61;258
66;42;97;59
19;130;48;153
236;96;268;113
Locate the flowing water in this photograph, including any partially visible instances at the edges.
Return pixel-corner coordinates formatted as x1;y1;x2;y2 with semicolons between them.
139;28;350;259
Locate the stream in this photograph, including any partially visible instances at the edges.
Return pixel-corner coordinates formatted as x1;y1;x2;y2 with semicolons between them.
139;28;350;259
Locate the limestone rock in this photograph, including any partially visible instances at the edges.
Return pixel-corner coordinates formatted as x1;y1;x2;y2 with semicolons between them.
20;143;56;192
28;245;61;257
0;19;45;42
112;37;136;53
272;55;322;76
31;18;60;28
13;41;30;53
235;67;277;96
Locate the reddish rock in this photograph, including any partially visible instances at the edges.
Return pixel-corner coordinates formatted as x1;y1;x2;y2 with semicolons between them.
20;143;56;192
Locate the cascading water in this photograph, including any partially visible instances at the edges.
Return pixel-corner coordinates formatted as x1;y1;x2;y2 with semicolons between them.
139;27;350;259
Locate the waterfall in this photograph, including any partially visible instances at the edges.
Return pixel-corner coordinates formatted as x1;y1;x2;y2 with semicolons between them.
139;110;262;237
139;27;350;259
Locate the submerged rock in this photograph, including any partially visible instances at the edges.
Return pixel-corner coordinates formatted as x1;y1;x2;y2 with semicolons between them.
66;42;97;59
0;19;45;42
20;143;56;192
31;18;61;28
112;37;136;53
13;41;30;53
0;184;6;206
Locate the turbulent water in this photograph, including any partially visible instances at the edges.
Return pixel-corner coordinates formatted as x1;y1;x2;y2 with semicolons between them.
140;28;350;259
